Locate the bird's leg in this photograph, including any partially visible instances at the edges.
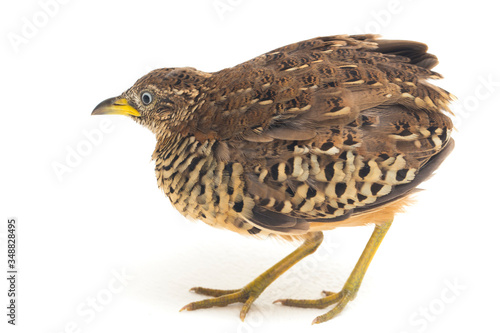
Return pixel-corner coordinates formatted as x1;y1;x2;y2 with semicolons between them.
274;220;392;324
180;232;324;321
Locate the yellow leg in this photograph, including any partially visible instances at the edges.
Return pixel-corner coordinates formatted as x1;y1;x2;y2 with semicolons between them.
180;232;324;321
275;220;392;324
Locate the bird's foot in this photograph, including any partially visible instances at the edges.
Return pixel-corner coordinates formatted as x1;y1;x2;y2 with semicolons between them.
274;222;392;324
180;284;264;321
180;232;325;321
274;288;355;324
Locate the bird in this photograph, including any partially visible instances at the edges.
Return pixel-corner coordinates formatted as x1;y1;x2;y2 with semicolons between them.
92;34;454;324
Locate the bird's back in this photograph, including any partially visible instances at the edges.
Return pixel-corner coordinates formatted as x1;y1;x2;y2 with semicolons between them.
153;34;454;239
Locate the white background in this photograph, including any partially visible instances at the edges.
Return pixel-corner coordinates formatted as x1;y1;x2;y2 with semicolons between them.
2;0;500;332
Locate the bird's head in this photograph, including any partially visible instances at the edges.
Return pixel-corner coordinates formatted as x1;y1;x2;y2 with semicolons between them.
92;67;211;141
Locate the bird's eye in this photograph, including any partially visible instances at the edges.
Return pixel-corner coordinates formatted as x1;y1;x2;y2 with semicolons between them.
141;92;153;105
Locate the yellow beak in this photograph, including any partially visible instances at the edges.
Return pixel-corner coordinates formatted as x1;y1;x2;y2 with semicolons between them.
92;97;141;117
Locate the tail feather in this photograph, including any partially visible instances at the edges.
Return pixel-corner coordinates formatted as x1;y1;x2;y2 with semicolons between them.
374;39;439;69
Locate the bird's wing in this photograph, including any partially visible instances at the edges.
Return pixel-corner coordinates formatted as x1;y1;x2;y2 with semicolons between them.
193;34;452;142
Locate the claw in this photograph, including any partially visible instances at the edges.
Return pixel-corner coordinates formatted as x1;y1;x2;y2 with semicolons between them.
179;303;192;312
240;295;256;321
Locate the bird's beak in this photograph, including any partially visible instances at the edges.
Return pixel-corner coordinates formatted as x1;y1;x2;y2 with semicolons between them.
92;97;141;117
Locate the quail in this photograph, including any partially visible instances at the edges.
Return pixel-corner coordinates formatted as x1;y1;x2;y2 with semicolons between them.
92;34;454;324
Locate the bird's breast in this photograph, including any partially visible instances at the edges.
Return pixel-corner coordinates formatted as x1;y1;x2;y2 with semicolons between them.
154;136;256;233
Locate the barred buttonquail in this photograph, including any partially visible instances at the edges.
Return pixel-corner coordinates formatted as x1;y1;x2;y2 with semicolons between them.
92;34;454;324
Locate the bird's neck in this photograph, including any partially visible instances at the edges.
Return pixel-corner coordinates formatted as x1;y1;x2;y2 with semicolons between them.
153;132;184;160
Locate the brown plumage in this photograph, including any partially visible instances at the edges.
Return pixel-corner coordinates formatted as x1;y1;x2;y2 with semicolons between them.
92;34;454;324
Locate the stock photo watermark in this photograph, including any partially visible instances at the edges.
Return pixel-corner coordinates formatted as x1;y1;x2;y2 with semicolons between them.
51;118;115;182
7;0;72;53
453;74;499;129
212;0;245;21
53;267;134;333
6;218;18;325
399;278;466;333
236;234;341;333
351;0;409;34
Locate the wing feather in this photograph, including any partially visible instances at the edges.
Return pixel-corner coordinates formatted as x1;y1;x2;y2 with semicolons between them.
190;35;454;235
